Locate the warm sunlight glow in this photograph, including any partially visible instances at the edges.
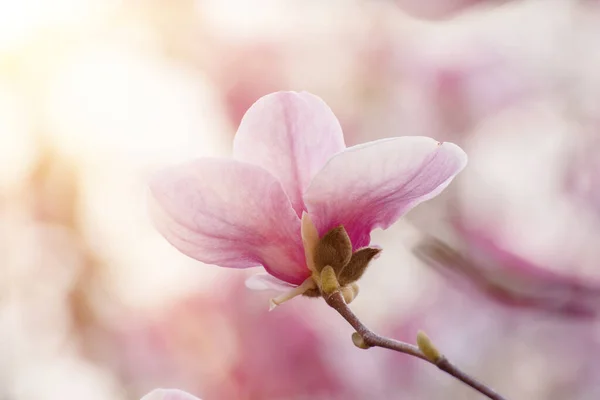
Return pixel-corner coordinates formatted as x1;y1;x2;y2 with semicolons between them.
45;44;230;167
0;0;111;51
0;88;36;191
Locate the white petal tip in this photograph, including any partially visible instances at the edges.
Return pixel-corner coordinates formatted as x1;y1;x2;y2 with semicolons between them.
269;299;278;311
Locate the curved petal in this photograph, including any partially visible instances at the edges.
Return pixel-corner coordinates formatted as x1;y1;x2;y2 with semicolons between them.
149;158;309;284
141;389;201;400
245;272;296;291
233;91;346;216
304;137;467;249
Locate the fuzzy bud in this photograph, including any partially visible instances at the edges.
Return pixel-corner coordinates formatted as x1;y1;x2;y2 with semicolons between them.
313;226;353;273
338;247;382;286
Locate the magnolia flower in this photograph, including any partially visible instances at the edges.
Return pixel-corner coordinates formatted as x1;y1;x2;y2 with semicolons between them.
149;91;467;307
141;389;200;400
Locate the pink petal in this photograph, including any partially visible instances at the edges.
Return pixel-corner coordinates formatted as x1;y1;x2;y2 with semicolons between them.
245;273;296;291
149;158;309;284
141;389;201;400
233;91;346;216
304;137;467;249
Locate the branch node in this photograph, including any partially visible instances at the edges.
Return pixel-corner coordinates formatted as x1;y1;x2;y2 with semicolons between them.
323;290;506;400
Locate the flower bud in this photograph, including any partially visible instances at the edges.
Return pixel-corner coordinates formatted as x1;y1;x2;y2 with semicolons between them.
338;247;382;286
313;226;353;273
320;265;340;294
417;330;442;363
341;282;360;304
352;332;370;349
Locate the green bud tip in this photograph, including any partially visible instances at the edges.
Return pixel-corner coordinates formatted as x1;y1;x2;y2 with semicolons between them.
416;330;442;363
352;332;371;349
320;265;340;295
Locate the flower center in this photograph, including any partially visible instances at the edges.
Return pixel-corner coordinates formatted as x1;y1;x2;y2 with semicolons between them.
269;212;381;310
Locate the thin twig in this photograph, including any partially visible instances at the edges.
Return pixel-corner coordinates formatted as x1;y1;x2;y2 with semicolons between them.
324;291;508;400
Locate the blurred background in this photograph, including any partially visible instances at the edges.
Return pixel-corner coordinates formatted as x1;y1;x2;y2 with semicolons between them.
2;0;600;399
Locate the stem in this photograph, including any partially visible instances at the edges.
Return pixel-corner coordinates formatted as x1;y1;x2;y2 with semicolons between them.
269;277;316;310
324;291;508;400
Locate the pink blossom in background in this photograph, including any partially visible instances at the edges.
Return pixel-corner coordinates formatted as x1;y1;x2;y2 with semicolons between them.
564;130;600;219
404;3;600;317
109;277;390;400
385;284;600;399
403;40;535;141
149;91;467;287
416;221;600;318
141;389;201;400
411;119;600;318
